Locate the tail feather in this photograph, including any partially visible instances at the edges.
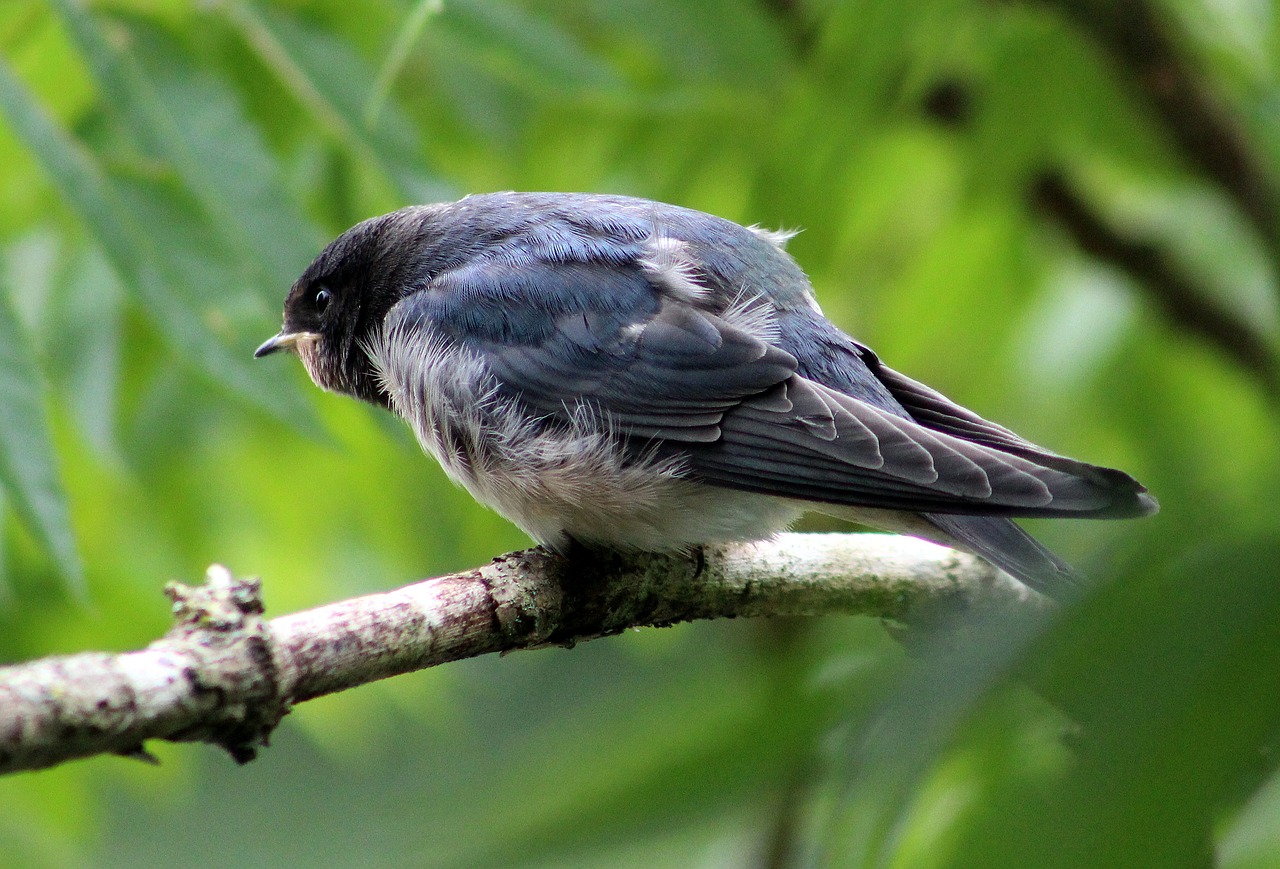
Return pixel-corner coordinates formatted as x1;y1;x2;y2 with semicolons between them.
923;512;1080;600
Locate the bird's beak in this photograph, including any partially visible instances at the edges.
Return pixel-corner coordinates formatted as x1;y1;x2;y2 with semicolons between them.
254;330;315;358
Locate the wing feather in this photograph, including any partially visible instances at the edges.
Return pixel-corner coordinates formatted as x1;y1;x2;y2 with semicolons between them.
415;255;1153;519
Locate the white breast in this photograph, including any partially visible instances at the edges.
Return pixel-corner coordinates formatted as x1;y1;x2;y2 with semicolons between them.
364;323;802;552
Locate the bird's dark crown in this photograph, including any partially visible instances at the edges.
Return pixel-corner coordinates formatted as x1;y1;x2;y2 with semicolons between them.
282;206;446;404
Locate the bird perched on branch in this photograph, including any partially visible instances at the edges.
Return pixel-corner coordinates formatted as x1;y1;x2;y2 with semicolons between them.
256;193;1157;599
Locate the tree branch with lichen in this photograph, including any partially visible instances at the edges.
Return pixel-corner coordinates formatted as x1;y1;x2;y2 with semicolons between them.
0;533;1046;776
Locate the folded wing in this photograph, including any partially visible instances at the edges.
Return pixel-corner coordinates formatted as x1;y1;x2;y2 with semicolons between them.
418;255;1155;521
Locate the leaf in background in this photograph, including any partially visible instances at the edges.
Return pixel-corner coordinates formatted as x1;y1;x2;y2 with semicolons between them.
817;533;1280;868
221;0;449;205
939;537;1280;867
436;633;835;869
48;0;323;294
815;604;1052;866
0;285;82;591
366;0;444;128
419;0;627;148
440;0;622;94
0;54;318;434
43;244;125;465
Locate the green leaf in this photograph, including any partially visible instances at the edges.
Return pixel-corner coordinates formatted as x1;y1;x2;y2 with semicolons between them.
0;54;317;433
817;603;1051;865
221;0;447;204
961;538;1280;868
441;0;622;93
366;0;444;128
49;1;322;293
817;533;1280;868
0;287;81;591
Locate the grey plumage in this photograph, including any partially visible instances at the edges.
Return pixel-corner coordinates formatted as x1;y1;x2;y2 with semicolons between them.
256;192;1158;599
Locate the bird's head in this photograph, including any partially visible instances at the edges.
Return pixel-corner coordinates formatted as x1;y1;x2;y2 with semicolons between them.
255;207;444;406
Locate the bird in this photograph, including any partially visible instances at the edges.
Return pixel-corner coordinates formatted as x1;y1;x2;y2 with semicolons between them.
255;192;1157;599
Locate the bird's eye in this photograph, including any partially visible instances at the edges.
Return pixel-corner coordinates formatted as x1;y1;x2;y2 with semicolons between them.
314;287;332;314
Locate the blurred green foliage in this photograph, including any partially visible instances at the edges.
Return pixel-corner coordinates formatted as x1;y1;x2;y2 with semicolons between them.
0;0;1277;866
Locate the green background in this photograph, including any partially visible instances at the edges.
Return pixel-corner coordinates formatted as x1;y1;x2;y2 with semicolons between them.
1;1;1278;866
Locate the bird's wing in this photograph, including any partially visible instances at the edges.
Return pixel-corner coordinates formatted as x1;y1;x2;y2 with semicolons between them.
406;257;1151;518
854;349;1157;516
418;258;796;442
686;374;1149;517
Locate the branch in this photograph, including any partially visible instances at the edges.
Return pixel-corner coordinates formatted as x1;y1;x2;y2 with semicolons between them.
924;4;1280;392
1032;170;1279;394
0;533;1044;776
1034;0;1279;255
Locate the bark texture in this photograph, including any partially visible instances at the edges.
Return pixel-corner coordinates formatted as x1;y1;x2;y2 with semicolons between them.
0;534;1045;775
